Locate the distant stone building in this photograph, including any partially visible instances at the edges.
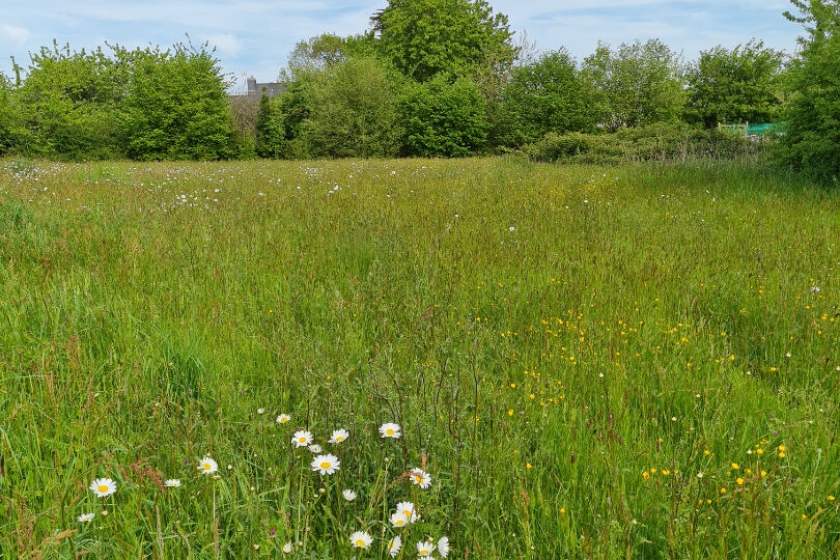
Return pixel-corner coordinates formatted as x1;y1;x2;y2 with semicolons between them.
245;77;284;99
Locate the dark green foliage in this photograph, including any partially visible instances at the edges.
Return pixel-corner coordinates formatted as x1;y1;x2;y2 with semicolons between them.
582;39;686;130
399;74;488;157
11;42;126;160
685;40;786;128
523;123;759;164
255;94;286;158
0;72;12;155
371;0;517;82
114;42;234;161
494;49;595;147
777;0;840;183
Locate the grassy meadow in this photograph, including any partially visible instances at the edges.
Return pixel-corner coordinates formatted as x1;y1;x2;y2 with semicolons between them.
1;157;839;559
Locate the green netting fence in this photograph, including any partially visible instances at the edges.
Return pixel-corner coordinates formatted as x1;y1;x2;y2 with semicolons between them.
718;122;783;136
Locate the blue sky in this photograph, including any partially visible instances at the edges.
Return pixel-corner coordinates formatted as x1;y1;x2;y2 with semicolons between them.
1;0;803;90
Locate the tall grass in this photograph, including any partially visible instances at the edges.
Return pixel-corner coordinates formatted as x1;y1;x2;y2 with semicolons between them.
0;157;838;559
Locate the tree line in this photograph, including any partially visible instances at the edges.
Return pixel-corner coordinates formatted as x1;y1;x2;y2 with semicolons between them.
0;0;837;181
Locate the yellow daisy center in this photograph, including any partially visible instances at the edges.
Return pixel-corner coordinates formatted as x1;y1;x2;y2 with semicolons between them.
336;436;344;441
320;462;331;469
414;475;423;483
386;428;394;435
395;519;404;526
98;485;109;493
299;437;307;443
203;463;212;470
355;539;365;547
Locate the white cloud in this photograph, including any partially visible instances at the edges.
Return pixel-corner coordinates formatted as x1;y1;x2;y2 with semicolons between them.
0;23;31;45
204;33;242;56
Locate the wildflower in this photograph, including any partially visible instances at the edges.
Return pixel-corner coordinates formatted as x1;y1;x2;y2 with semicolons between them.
438;536;450;558
396;501;420;523
642;471;650;480
342;489;357;501
390;511;410;527
282;542;293;554
257;408;265;415
164;479;181;488
388;536;402;557
828;495;835;501
379;423;401;439
417;540;436;557
198;456;219;475
409;467;432;489
292;430;314;448
720;487;727;494
311;454;340;475
78;513;95;523
731;463;739;470
277;414;291;424
329;429;350;444
308;444;323;454
350;531;372;549
89;478;117;498
736;478;745;485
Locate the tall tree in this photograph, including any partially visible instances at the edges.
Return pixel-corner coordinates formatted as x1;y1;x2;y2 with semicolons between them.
293;58;405;158
494;49;595;146
370;0;517;82
113;41;234;161
582;39;685;130
777;0;840;182
685;40;786;128
0;72;13;155
399;74;488;156
11;42;127;159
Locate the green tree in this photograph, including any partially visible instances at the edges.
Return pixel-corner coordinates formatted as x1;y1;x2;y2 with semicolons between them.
399;74;488;157
370;0;517;82
114;41;234;161
0;72;13;155
298;57;405;158
12;42;127;159
494;49;595;147
255;93;286;158
582;39;685;130
685;40;786;128
777;0;840;182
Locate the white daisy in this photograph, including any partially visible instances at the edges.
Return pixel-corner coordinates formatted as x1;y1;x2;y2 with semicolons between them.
292;430;314;448
342;489;357;501
89;478;117;497
311;454;340;475
77;512;95;523
409;467;432;489
198;456;219;475
308;444;323;454
282;542;293;554
388;535;402;557
390;511;410;528
379;422;401;439
349;530;373;549
438;536;450;558
276;414;291;424
329;428;350;444
257;408;265;415
164;479;181;488
416;540;436;557
395;501;420;523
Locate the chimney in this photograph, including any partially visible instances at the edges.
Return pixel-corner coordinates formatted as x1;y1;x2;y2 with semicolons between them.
247;77;257;95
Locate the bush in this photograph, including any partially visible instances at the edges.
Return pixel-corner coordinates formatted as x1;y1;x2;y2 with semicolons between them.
523;123;760;164
399;75;488;157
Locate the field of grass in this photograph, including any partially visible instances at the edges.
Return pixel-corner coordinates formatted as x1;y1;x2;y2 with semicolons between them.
1;156;839;559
